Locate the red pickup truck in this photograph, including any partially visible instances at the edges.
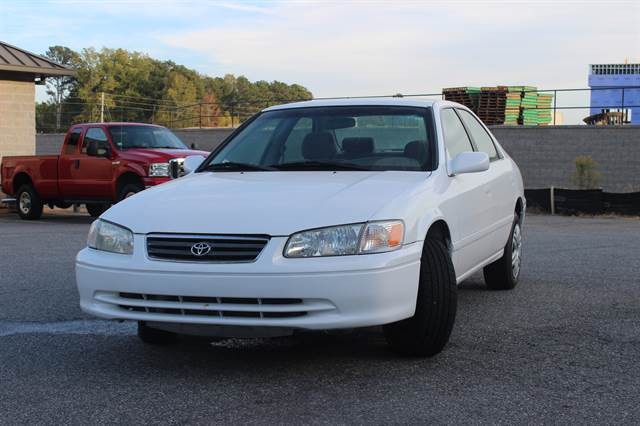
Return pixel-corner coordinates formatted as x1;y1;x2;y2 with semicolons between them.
1;123;208;220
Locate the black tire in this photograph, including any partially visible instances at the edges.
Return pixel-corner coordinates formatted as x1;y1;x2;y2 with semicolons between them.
16;184;44;220
137;321;177;345
483;214;522;290
86;203;110;218
118;182;144;202
383;238;457;357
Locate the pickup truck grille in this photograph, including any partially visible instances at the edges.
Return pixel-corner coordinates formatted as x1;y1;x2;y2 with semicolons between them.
147;234;269;262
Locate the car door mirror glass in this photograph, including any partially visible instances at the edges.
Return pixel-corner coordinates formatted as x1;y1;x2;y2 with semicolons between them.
97;145;110;157
449;151;489;175
183;155;205;174
86;140;98;156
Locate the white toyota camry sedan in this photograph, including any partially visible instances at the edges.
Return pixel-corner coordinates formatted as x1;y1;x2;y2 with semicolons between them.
76;98;525;357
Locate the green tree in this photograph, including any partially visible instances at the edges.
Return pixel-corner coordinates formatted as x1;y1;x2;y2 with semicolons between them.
43;46;80;131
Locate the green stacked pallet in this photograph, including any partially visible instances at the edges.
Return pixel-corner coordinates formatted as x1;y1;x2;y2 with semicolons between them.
520;88;538;125
536;93;553;125
504;91;521;125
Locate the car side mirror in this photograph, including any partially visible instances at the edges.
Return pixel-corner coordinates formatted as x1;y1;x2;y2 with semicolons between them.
449;151;490;176
183;155;205;174
86;140;98;156
190;143;197;149
97;145;110;158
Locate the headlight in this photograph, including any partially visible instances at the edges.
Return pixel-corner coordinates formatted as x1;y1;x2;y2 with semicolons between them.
284;220;404;258
87;219;134;254
148;162;170;177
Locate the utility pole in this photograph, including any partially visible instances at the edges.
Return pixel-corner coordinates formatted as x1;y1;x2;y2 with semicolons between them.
100;92;105;123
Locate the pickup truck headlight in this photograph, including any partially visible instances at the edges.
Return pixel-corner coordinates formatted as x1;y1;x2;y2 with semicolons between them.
148;162;170;177
284;221;404;258
87;219;134;255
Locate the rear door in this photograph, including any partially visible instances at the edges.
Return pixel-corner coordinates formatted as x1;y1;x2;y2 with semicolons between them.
456;108;514;253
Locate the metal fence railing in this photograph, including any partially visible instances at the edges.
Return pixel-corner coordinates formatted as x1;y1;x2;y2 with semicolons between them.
35;86;640;133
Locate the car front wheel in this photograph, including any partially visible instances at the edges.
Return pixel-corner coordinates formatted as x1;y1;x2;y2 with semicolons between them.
383;238;457;357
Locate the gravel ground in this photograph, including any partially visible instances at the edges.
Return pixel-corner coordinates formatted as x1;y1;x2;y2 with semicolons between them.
0;209;639;425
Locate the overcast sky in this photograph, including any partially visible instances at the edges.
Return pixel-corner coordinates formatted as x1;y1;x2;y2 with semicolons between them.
2;0;639;119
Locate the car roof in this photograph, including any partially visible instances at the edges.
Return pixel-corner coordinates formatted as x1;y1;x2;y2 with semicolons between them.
263;97;438;112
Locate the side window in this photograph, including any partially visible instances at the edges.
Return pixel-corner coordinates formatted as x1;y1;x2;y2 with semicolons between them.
282;117;313;162
64;128;82;154
82;128;109;154
440;109;473;160
456;109;499;160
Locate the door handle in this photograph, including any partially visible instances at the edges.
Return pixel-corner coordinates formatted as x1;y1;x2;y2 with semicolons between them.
74;159;80;169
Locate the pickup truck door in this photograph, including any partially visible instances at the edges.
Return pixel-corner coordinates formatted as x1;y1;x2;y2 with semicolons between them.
61;127;114;200
58;127;83;198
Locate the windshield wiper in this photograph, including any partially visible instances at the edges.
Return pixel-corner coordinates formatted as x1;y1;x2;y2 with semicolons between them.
272;161;371;171
199;162;277;172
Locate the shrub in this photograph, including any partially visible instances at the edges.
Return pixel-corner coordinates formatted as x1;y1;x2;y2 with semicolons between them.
572;155;601;189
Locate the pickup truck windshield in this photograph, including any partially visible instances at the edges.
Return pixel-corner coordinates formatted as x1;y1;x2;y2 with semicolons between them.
108;126;187;150
203;106;435;172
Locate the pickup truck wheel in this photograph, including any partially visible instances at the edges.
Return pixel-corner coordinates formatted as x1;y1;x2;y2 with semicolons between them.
483;214;522;290
118;182;144;201
383;238;457;357
16;184;44;220
137;321;177;345
86;203;110;218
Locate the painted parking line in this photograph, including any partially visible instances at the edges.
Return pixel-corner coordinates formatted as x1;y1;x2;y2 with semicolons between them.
0;319;135;337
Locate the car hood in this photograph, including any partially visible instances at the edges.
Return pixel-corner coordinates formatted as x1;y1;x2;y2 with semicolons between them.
118;148;209;163
103;171;430;235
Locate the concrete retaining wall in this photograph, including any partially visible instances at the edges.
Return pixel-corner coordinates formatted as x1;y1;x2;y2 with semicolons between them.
491;126;640;192
35;125;640;192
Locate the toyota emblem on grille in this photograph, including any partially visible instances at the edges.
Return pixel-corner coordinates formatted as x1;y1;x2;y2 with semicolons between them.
190;242;212;256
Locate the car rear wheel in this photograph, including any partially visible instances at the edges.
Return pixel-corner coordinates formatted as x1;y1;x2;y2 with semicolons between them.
383;238;457;357
86;203;110;218
118;182;144;201
483;213;522;290
16;184;44;220
137;321;177;345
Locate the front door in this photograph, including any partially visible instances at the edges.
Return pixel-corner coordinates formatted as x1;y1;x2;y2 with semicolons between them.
438;108;495;279
63;127;114;200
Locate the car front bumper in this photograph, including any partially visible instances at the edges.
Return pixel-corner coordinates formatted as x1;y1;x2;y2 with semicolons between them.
76;236;423;335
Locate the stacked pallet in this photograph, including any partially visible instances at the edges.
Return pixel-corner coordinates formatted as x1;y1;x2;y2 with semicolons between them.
504;86;524;125
536;93;553;125
475;87;507;125
442;87;480;110
442;85;554;126
521;88;539;125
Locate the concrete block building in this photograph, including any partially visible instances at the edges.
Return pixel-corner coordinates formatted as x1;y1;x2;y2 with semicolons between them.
0;41;75;162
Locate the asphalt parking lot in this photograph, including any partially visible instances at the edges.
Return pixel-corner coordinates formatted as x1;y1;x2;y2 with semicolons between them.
1;209;639;424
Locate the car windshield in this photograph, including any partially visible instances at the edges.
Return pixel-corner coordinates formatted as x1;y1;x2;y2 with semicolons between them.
108;125;187;150
201;106;435;172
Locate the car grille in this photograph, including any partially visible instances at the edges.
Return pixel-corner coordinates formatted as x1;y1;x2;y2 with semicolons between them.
146;234;269;262
117;293;308;318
